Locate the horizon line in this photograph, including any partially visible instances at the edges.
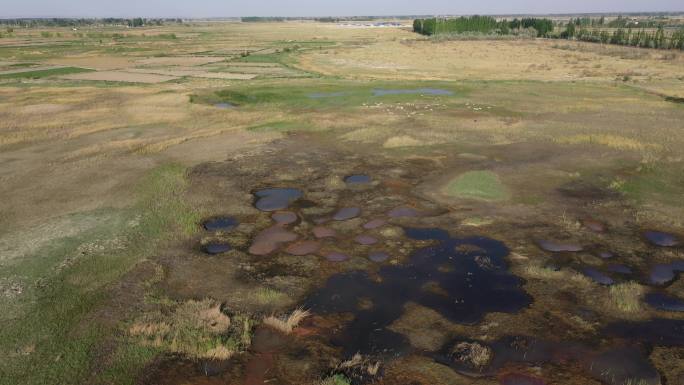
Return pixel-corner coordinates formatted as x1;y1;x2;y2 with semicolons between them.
2;10;684;20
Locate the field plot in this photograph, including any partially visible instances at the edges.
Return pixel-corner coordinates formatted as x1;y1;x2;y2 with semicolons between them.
59;70;179;83
1;20;684;385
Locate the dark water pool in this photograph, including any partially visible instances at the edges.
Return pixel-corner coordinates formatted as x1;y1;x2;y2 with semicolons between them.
649;261;684;285
304;228;531;356
253;188;303;212
645;292;684;312
583;268;614;285
333;207;361;221
437;335;660;385
203;216;239;232
644;230;680;247
372;88;454;97
344;174;371;184
202;243;232;255
607;318;684;347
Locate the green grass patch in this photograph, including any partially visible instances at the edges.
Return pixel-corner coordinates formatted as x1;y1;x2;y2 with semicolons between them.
0;66;93;80
615;162;684;207
247;120;319;133
322;374;352;385
443;170;509;201
0;163;200;385
198;81;465;110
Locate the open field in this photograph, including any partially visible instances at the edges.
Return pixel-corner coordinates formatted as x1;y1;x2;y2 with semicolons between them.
1;20;684;385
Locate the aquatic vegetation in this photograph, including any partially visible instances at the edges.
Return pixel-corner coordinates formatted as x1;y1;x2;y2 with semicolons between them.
128;299;251;360
320;374;352;385
253;287;289;306
450;341;492;370
262;307;311;334
608;282;644;313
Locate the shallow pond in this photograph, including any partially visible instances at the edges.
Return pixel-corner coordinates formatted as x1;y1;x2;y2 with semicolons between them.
214;102;236;109
645;292;684;312
583;268;614;285
253;188;303;212
202;243;232;255
644;230;680;247
203;216;239;232
304;228;531;356
649;261;684;285
344;174;371;185
333;207;361;221
372;88;454;97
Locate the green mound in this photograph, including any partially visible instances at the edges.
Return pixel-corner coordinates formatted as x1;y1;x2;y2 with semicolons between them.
443;170;509;201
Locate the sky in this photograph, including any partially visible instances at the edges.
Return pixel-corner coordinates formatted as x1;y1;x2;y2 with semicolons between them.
2;0;683;18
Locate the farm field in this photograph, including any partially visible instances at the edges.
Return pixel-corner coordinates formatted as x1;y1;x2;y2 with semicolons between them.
1;20;684;385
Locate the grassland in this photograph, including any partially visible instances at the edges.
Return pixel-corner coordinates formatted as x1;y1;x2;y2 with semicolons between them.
1;20;684;385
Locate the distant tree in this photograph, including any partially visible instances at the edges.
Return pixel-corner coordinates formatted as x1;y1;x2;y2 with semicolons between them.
565;22;576;38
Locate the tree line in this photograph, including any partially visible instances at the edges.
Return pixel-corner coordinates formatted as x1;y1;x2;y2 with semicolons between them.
413;16;684;50
562;24;684;49
0;18;183;28
413;16;555;38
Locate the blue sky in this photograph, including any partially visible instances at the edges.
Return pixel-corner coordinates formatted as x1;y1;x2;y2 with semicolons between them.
3;0;683;18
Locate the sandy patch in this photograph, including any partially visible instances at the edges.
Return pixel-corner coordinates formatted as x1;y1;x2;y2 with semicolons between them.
59;71;178;83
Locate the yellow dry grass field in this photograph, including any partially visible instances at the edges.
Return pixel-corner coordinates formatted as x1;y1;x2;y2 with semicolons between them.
298;35;684;89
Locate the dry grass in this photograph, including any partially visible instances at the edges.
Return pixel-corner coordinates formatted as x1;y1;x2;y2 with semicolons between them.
607;282;644;313
299;37;684;83
554;134;660;152
383;135;424;148
262;307;311;334
129;299;246;360
522;265;593;287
